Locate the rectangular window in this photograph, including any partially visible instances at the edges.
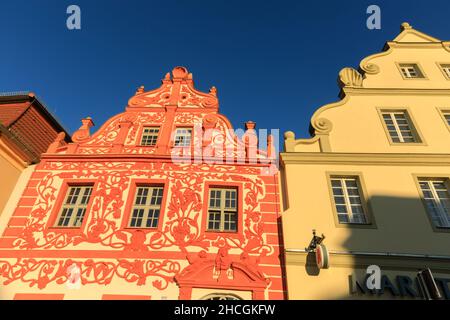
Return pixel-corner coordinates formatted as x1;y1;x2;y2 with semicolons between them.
418;179;450;228
399;63;424;78
140;127;160;146
56;185;93;227
440;64;450;79
129;186;164;228
442;111;450;127
381;111;418;143
207;188;238;232
330;177;368;224
173;128;192;147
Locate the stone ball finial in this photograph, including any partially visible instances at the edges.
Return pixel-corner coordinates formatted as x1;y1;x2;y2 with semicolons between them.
172;66;188;79
284;131;295;140
401;22;412;31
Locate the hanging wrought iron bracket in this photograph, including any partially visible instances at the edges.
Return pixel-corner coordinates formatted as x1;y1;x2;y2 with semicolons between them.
305;229;326;253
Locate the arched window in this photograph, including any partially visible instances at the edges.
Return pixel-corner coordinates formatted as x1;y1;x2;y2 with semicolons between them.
201;293;243;300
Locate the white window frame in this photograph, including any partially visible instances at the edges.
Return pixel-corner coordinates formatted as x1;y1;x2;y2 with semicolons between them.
381;111;418;143
440;64;450;79
399;63;424;79
330;177;368;225
56;185;93;228
207;187;238;232
173;128;192;147
140;127;160;146
129;185;164;228
418;179;450;229
442;111;450;127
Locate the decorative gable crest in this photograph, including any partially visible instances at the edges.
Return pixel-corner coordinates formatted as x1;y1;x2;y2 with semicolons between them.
127;66;219;110
393;22;441;43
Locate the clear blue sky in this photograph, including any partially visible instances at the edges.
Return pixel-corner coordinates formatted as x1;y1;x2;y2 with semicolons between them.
1;0;450;140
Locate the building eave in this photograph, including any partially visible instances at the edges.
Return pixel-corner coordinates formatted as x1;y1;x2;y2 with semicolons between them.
280;152;450;167
0;92;72;142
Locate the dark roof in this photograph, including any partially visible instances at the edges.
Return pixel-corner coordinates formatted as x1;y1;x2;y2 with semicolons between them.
0;92;71;140
0;92;72;164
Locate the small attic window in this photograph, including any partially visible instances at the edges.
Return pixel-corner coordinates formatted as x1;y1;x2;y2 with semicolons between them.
140;127;160;146
439;64;450;80
173;128;192;147
398;63;425;79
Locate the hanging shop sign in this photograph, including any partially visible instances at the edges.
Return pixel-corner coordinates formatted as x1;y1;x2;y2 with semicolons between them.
315;244;329;269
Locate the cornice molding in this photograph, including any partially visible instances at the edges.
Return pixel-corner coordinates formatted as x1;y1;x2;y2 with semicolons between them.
343;87;450;96
387;41;444;49
285;250;450;271
41;153;276;168
280;152;450;166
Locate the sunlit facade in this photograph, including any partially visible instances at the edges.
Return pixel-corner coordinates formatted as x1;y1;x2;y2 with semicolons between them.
281;23;450;300
0;67;284;300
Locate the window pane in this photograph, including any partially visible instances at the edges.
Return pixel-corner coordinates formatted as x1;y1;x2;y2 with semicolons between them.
141;127;159;146
57;186;93;228
74;208;86;227
445;114;450;126
58;208;72;227
174;128;192;147
382;111;417;143
334;196;345;204
207;188;238;232
345;180;357;188
146;209;160;228
331;177;368;225
399;64;423;78
331;180;341;188
349;197;362;205
440;65;450;78
207;211;221;231
419;179;450;228
129;186;164;228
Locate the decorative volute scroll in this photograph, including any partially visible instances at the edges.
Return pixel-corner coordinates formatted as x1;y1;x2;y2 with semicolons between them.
46;132;67;153
311;117;333;135
338;67;363;88
127;66;219;110
72;117;95;142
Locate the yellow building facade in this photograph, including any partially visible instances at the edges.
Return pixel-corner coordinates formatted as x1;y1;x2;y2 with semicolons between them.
281;23;450;300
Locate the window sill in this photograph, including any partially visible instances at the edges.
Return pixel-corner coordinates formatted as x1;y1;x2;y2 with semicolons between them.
433;226;450;233
47;226;84;234
204;230;240;238
388;142;427;146
336;223;377;229
123;227;159;231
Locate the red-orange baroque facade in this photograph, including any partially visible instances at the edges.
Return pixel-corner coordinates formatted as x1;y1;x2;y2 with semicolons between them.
0;67;285;300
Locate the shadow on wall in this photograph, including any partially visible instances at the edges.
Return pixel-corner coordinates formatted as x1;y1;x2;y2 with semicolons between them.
303;194;450;300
